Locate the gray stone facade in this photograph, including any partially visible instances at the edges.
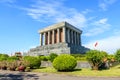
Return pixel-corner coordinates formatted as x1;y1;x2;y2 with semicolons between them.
25;43;88;56
27;43;70;56
24;22;89;56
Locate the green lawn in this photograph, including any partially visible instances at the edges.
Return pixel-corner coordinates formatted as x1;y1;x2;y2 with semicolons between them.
32;64;120;77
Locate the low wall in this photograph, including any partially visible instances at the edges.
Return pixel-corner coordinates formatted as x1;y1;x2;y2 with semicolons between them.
41;61;53;67
41;61;120;69
76;61;91;68
41;61;91;68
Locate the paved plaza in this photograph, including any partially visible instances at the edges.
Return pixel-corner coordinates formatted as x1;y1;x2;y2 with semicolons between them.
0;70;120;80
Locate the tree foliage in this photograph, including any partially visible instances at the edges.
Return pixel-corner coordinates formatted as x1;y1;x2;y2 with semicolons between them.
86;50;108;70
115;49;120;62
107;54;115;62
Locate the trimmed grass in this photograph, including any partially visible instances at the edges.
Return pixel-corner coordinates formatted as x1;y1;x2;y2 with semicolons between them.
32;64;120;77
32;67;57;73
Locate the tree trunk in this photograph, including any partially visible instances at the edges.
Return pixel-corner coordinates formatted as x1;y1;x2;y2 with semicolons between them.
92;65;99;70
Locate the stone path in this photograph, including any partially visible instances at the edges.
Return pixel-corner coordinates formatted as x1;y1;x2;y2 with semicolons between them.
0;70;120;80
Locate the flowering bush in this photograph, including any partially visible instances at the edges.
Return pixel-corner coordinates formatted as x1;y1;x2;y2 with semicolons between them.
18;65;25;72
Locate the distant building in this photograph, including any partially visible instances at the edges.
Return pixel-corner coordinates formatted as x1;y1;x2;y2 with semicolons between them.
24;22;89;56
15;52;22;58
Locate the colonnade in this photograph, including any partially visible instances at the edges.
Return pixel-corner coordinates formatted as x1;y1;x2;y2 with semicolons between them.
40;27;81;46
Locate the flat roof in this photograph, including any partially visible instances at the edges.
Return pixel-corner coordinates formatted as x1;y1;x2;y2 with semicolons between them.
38;21;82;34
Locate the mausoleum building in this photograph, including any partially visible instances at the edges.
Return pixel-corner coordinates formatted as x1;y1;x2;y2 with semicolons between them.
25;22;89;56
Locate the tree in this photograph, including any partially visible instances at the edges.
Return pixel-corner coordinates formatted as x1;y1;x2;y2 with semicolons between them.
107;54;115;62
86;50;108;70
115;49;120;62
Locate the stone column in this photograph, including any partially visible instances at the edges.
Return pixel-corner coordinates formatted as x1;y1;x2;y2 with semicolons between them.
73;31;75;44
74;32;76;45
43;33;46;45
63;27;66;42
48;31;50;45
71;30;73;44
57;28;60;43
78;33;80;45
79;34;81;46
77;33;79;45
52;30;55;44
40;33;43;46
67;28;70;43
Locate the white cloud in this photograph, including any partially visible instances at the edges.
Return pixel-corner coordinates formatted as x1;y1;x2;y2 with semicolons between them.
23;0;111;37
104;0;117;4
99;3;107;11
99;0;117;11
16;0;111;37
98;18;107;24
82;9;93;14
84;35;120;54
83;18;111;36
23;0;86;28
0;0;16;7
113;29;120;35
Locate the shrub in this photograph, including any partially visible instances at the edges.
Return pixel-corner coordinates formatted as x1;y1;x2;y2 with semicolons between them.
49;53;58;62
71;54;86;57
23;56;41;69
86;50;108;70
21;60;30;68
76;57;87;61
7;56;19;61
7;61;18;71
18;65;25;72
39;56;49;61
71;54;86;61
53;54;77;71
0;61;7;70
0;54;9;61
0;60;19;70
25;67;30;72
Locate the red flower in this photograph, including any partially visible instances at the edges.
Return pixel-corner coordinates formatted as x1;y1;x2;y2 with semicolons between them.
18;66;25;71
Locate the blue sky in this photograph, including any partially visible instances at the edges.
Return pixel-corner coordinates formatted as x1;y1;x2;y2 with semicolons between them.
0;0;120;54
